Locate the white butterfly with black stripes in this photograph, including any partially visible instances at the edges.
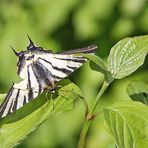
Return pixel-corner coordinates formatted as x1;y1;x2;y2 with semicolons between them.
0;37;97;118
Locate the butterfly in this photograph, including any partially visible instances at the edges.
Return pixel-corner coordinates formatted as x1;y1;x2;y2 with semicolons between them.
0;36;97;118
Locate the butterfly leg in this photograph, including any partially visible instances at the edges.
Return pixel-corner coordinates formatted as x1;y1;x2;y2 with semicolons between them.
45;90;55;110
58;88;77;100
45;91;49;101
50;93;55;110
49;80;57;93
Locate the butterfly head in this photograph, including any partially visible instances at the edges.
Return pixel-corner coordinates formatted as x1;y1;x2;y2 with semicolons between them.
11;36;43;79
10;49;34;79
11;36;53;79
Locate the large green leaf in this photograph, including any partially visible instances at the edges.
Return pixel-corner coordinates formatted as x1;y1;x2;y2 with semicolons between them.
104;101;148;148
107;35;148;79
0;80;82;148
127;81;148;105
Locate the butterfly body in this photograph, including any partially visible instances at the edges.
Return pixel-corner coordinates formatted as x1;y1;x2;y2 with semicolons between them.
0;37;97;117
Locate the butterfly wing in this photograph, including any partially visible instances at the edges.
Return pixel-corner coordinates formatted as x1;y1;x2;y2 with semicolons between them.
0;65;43;118
35;45;97;82
0;44;97;118
58;45;97;54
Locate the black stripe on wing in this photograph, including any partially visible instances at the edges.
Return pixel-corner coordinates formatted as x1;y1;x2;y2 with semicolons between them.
27;65;32;89
36;53;89;82
0;84;14;117
0;73;43;118
58;45;97;54
23;95;27;105
67;65;78;71
38;57;72;74
33;61;63;83
37;57;86;82
12;89;20;111
28;89;34;101
30;65;43;94
0;87;40;118
54;57;87;63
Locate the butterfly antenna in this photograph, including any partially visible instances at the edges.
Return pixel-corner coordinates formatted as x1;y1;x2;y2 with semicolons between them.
27;34;35;50
9;45;20;57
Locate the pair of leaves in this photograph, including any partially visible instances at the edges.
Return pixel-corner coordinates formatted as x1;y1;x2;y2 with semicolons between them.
102;36;148;148
82;35;147;147
0;81;83;148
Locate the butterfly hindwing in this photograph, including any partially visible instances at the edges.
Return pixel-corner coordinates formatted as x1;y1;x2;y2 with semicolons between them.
0;82;41;118
0;65;43;117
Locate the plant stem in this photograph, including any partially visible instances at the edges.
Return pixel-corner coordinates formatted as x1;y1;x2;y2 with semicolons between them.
91;80;109;114
77;119;90;148
77;80;109;148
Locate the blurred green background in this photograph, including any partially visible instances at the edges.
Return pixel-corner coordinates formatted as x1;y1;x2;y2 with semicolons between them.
0;0;147;148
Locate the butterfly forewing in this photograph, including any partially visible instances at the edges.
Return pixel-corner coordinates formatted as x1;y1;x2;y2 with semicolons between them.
36;53;87;82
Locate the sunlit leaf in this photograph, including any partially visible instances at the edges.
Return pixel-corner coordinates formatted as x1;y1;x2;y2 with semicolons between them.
107;35;148;79
127;81;148;105
0;81;82;148
104;101;148;148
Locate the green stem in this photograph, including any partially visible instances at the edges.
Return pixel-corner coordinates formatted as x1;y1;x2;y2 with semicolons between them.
77;120;90;148
77;80;109;148
91;80;109;114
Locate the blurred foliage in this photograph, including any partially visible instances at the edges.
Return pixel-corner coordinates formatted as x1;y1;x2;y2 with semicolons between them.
127;81;148;105
0;0;147;148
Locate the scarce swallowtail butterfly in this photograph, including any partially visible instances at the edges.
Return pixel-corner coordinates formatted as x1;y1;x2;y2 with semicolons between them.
0;36;97;118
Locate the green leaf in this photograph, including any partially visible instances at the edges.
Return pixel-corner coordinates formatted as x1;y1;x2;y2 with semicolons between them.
104;101;148;148
107;35;148;79
0;80;82;148
75;53;114;83
75;53;107;74
127;81;148;105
